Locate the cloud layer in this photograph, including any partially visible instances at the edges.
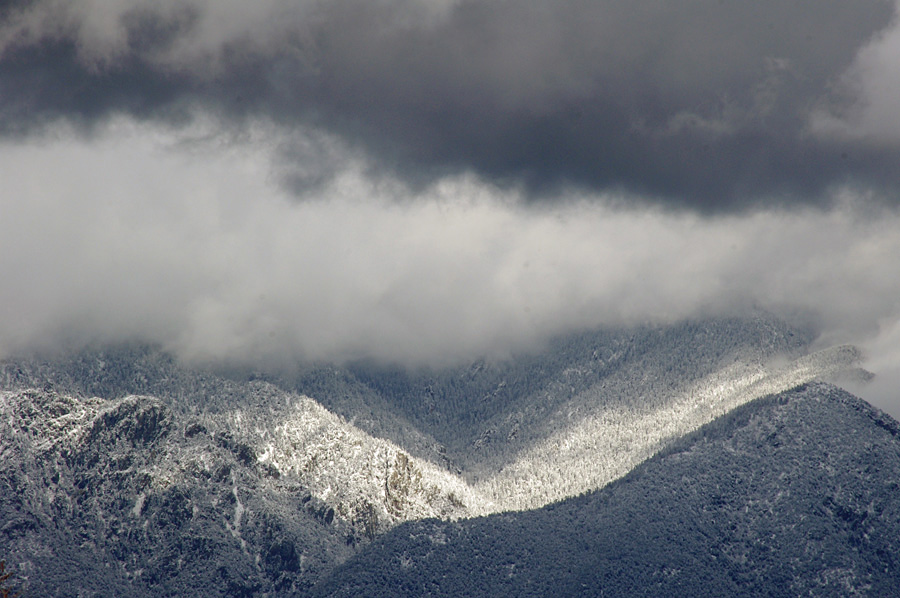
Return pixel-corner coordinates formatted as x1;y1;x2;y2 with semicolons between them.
2;2;900;416
2;120;899;371
2;0;900;210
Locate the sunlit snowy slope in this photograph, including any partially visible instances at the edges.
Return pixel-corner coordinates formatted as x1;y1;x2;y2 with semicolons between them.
0;314;874;595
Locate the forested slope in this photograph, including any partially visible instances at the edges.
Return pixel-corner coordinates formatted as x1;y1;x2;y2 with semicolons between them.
0;314;880;596
314;383;900;598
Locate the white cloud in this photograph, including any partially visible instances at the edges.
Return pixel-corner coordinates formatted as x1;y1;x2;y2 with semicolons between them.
845;318;900;417
1;116;899;419
810;1;900;143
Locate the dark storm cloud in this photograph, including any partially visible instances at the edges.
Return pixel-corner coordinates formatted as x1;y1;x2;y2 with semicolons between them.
1;0;899;210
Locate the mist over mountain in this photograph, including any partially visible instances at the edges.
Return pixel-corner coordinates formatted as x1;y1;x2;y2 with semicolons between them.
3;2;900;596
3;4;900;413
1;314;892;596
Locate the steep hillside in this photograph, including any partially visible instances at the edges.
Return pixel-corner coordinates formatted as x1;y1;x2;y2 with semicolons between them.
0;386;485;597
0;388;351;596
315;383;900;598
333;314;816;465
2;315;864;517
0;315;877;596
475;343;868;510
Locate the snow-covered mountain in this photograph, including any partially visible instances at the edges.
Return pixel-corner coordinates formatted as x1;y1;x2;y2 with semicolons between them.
0;314;884;596
316;383;900;597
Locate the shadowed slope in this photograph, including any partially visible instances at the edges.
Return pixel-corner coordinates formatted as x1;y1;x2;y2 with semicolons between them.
314;383;900;597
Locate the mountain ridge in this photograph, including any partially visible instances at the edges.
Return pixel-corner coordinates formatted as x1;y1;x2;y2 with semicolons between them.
0;314;888;596
314;382;900;597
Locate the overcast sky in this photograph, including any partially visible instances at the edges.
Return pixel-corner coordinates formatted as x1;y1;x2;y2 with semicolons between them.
2;1;900;414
